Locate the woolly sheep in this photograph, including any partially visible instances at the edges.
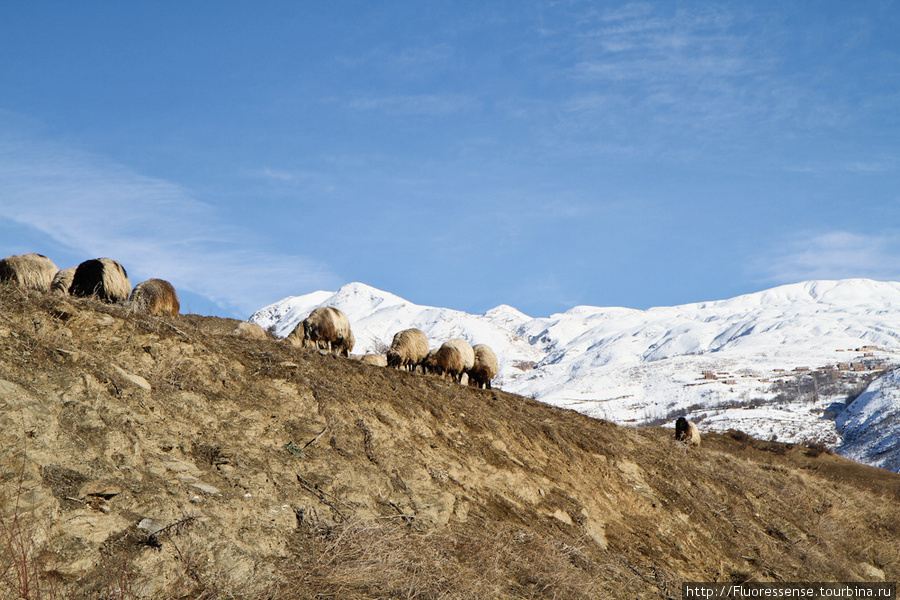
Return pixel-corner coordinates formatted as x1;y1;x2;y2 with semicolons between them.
128;279;180;317
425;338;475;383
232;321;270;340
357;354;388;367
0;253;58;292
674;417;701;447
468;344;498;389
51;267;76;295
69;258;132;303
386;328;429;372
287;307;354;357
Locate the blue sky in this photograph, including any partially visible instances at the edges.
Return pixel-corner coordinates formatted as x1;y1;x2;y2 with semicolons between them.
2;1;899;319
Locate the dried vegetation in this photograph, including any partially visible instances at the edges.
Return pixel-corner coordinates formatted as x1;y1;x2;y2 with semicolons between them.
0;283;898;599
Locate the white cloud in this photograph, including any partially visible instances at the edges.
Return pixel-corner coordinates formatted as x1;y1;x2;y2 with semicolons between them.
753;231;900;284
0;133;342;317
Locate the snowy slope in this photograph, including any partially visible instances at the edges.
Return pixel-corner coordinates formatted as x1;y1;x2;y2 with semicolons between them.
250;279;900;468
836;368;900;472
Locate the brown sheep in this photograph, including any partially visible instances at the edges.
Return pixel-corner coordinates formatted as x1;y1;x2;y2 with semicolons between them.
286;307;354;357
51;267;76;295
425;339;475;383
128;279;180;317
674;417;701;447
386;328;429;372
468;344;498;389
0;253;59;292
69;258;132;303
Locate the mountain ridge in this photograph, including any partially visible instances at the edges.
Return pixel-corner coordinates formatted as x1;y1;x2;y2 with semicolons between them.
251;278;900;470
1;282;899;598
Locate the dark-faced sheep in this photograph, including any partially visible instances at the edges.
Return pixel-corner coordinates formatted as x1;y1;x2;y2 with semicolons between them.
386;328;429;372
287;307;354;357
425;339;475;383
674;417;701;447
128;279;180;317
0;253;59;292
468;344;498;389
69;258;132;303
51;267;76;295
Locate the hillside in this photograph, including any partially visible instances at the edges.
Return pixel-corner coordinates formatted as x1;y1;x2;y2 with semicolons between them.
251;280;900;462
1;283;899;599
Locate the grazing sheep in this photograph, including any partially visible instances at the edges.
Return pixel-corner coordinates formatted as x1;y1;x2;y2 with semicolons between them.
69;258;132;303
674;417;701;447
128;279;180;317
232;322;270;340
51;267;76;295
334;328;355;358
287;307;354;357
357;354;388;367
425;339;475;383
386;328;429;372
0;253;58;292
468;344;498;389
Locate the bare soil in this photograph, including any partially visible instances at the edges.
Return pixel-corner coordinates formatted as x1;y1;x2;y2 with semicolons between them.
0;283;898;599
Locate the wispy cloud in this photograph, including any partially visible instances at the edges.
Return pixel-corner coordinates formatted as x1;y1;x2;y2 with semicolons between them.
753;230;900;284
346;93;479;116
0;132;342;317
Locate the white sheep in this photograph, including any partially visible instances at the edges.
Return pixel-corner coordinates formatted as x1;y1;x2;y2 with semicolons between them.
386;328;429;372
0;253;59;292
287;307;354;357
425;338;475;383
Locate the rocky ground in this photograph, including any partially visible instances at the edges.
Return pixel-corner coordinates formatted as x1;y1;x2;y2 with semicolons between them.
1;283;898;599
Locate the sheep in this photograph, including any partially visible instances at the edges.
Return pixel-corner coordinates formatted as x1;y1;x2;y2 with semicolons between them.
287;306;354;357
334;328;355;358
386;328;429;372
0;253;59;292
467;344;498;389
51;267;76;295
69;258;132;303
674;417;701;447
232;322;270;340
128;279;180;317
356;354;388;367
425;339;475;383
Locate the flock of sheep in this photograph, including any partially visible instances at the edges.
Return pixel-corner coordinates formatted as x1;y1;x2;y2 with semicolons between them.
280;304;500;389
0;253;179;317
0;252;501;390
0;252;700;439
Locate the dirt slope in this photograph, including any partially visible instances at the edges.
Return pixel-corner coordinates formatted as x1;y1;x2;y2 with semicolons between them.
0;284;898;599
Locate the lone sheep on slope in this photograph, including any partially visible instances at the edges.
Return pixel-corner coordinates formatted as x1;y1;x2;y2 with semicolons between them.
468;344;498;389
0;253;58;292
51;267;76;295
674;417;701;447
386;328;429;372
357;354;388;367
69;258;132;303
128;279;180;317
287;307;354;357
232;322;270;340
425;339;475;383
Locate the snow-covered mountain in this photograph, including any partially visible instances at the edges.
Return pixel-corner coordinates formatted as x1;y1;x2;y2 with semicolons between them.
250;279;900;470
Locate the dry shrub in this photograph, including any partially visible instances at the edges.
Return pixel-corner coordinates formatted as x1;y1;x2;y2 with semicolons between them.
285;519;602;600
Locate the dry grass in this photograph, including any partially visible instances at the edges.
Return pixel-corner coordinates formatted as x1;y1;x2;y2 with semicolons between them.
2;283;900;599
285;519;605;600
